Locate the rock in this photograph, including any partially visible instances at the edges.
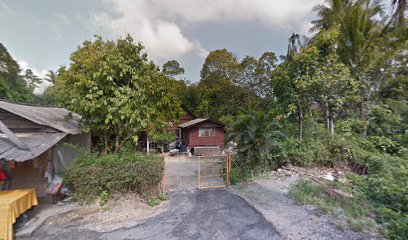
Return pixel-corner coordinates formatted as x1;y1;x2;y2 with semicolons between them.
323;173;335;181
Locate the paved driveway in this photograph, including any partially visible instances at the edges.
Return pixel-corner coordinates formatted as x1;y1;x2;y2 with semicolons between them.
32;189;281;240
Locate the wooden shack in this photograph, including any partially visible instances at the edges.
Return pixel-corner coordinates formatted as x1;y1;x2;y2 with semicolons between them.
179;119;225;155
0;100;90;198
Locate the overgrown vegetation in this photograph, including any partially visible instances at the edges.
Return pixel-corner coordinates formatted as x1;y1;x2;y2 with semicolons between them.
1;0;406;237
224;1;407;238
63;147;164;203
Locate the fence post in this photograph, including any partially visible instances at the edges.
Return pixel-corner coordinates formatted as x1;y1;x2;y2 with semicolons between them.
227;154;232;186
162;158;166;193
198;156;201;190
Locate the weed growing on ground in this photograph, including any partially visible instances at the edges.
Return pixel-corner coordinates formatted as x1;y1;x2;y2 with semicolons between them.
289;179;380;236
158;193;168;201
148;197;161;206
99;190;110;206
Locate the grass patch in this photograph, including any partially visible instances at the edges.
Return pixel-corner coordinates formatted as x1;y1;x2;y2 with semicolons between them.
230;165;252;185
289;178;379;235
147;197;161;207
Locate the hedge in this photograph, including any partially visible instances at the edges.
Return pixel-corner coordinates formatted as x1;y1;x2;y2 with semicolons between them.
63;150;164;202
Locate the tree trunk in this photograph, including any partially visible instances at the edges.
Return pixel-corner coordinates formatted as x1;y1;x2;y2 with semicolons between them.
104;134;110;154
297;104;303;143
146;135;150;155
114;136;120;153
360;101;368;136
329;117;334;136
325;102;330;131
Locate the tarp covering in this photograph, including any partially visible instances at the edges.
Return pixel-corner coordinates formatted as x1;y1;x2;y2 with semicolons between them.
0;189;38;240
0;132;67;162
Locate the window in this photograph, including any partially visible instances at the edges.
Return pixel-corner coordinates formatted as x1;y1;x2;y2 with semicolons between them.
199;128;215;137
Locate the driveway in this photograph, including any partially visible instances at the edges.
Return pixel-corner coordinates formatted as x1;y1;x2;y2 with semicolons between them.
165;155;198;191
32;189;281;240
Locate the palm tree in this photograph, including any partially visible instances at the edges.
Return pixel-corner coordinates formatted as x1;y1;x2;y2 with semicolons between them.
286;33;308;60
229;108;284;170
337;0;384;72
44;70;57;84
310;0;350;33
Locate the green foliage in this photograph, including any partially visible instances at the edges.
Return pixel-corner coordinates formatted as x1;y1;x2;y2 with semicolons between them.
162;60;185;79
230;165;252;185
289;179;326;205
147;197;161;206
151;130;176;146
151;130;176;152
229;108;284;170
276;137;332;167
0;43;38;103
55;35;182;153
99;190;110;206
63;149;164;203
147;193;168;206
158;193;168;201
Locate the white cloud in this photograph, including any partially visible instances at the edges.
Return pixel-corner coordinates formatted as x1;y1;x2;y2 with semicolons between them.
17;59;53;95
94;0;322;60
0;2;15;14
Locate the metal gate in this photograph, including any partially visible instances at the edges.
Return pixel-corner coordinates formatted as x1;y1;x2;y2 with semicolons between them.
197;154;232;190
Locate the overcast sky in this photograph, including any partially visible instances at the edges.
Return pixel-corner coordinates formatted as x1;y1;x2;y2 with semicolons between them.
0;0;325;83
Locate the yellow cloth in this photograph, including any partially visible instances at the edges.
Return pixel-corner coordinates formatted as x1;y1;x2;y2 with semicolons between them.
0;189;38;240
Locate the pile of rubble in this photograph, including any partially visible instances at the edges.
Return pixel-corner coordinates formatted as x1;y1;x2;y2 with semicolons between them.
270;163;355;199
270;163;349;182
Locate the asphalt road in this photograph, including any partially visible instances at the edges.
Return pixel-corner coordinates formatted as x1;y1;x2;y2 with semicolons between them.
32;189;282;240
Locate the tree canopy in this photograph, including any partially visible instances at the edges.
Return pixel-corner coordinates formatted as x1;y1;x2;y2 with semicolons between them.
55;35;182;153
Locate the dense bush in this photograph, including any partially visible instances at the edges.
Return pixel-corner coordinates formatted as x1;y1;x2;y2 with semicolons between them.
229;164;252;185
228;108;284;171
275;137;333;167
63;149;164;202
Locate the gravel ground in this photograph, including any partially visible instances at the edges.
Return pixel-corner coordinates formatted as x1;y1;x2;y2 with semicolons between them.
34;194;169;233
165;155;198;191
230;174;371;240
32;189;281;240
165;155;225;191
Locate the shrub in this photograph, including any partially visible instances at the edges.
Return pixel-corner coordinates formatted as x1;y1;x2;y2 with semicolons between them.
147;197;161;206
63;150;164;202
228;108;284;171
275;137;333;167
230;165;252;185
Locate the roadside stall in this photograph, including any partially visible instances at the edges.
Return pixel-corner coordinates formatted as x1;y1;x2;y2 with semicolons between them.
0;189;38;240
0;100;91;239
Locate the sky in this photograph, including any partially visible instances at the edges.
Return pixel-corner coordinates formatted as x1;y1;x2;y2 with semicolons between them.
0;0;326;87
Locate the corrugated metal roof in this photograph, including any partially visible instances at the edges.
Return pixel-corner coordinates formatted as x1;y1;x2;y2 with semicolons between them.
178;118;208;128
0;100;81;134
0;132;67;162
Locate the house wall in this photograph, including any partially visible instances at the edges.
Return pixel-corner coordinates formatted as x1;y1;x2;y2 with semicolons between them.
169;111;195;137
185;122;225;148
10;151;50;197
52;133;91;174
9;133;91;197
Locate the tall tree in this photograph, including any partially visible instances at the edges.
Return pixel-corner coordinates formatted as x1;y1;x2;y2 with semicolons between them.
274;47;320;142
23;69;42;92
56;35;182;153
311;0;349;32
44;70;57;84
0;43;37;102
286;33;308;60
197;49;255;122
162;60;185;79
